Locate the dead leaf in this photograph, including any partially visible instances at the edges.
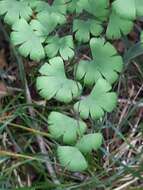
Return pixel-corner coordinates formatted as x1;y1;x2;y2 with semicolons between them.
0;49;7;69
0;82;8;98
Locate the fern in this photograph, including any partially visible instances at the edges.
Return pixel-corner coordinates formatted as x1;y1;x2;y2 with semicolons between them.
75;38;123;85
11;19;45;61
67;0;83;13
57;146;88;172
80;0;109;21
1;0;143;172
30;13;57;38
45;35;74;60
74;78;117;120
35;0;67;25
0;0;32;25
106;11;133;39
73;19;103;42
48;112;87;144
112;0;143;20
24;0;41;8
76;133;103;154
36;57;82;103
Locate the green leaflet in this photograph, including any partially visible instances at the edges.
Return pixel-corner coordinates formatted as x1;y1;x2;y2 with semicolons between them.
30;12;57;39
36;57;82;103
136;0;143;17
35;0;67;25
11;19;45;61
75;38;123;86
0;0;32;25
57;146;88;171
112;0;136;20
112;0;143;20
67;0;109;20
66;0;83;13
23;0;41;8
83;0;109;21
76;133;103;154
74;78;117;120
73;19;103;42
106;11;133;39
45;35;74;60
36;0;66;14
48;112;87;144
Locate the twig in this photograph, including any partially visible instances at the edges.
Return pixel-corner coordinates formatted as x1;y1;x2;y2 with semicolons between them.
25;77;60;185
118;99;143;108
0;150;37;160
0;121;52;138
0;20;60;185
113;177;139;190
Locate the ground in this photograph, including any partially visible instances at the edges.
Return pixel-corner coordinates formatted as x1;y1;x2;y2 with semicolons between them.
0;14;143;190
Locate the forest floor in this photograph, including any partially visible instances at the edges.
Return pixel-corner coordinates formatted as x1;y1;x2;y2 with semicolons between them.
0;18;143;190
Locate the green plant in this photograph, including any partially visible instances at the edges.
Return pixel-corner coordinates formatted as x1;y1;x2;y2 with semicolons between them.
45;35;74;60
57;146;88;171
74;78;117;120
76;133;103;154
11;19;45;60
0;0;143;172
75;38;123;85
0;0;32;25
36;57;82;103
73;19;103;42
112;0;143;19
48;111;87;144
